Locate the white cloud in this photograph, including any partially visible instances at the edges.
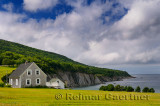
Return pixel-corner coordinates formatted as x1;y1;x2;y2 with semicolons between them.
2;3;14;12
23;0;58;12
0;0;160;67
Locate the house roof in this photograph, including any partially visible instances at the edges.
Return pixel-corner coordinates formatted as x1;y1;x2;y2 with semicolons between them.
9;62;33;78
50;78;61;82
47;77;64;83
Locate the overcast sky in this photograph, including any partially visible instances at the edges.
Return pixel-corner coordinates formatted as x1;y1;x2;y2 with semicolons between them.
0;0;160;74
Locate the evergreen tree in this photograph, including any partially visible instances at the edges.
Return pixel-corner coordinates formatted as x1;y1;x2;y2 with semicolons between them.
124;86;128;91
126;86;134;92
142;87;150;92
107;84;114;91
135;86;141;92
115;85;121;91
149;88;155;93
120;86;125;91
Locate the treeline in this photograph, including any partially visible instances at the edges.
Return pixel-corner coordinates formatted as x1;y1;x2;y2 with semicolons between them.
99;84;155;93
0;39;130;77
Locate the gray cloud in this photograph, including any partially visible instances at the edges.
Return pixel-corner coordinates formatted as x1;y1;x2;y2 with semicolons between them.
23;0;58;12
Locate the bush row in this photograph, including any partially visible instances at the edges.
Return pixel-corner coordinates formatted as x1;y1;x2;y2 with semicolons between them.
0;83;11;87
25;85;49;88
99;84;155;93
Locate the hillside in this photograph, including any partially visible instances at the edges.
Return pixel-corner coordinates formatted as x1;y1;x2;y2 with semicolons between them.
0;66;16;83
0;39;130;80
0;39;80;64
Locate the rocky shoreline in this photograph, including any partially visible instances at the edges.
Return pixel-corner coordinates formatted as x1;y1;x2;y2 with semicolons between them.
47;71;133;88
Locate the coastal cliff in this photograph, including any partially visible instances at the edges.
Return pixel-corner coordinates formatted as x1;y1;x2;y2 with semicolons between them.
47;71;131;87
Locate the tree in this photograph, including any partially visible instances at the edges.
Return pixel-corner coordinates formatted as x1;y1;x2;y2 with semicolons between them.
1;73;11;83
0;56;3;65
120;86;125;91
124;86;128;91
107;84;114;91
149;88;155;93
126;86;134;92
135;86;141;92
115;85;121;91
99;86;108;91
2;58;15;66
142;87;150;92
99;86;105;90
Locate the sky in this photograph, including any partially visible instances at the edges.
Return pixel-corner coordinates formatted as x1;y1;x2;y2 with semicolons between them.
0;0;160;74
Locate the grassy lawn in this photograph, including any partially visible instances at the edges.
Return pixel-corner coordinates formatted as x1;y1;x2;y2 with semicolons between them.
0;66;16;83
0;88;159;106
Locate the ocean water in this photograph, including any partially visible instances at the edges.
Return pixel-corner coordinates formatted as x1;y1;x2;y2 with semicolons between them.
72;74;160;93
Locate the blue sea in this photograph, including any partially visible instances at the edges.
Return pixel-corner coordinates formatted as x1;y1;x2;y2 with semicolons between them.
73;74;160;93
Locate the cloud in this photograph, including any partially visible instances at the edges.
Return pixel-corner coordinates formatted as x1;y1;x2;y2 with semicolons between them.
23;0;58;12
85;0;160;65
2;3;14;12
0;0;160;67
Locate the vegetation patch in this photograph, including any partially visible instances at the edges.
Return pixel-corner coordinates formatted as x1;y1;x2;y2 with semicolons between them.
99;84;155;93
0;66;15;83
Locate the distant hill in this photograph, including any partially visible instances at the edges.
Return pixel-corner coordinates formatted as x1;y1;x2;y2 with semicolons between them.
0;39;130;77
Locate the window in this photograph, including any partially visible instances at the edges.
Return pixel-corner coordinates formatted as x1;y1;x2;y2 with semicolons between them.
35;69;40;75
57;81;59;83
27;69;32;76
26;79;31;85
36;78;40;85
10;79;13;85
16;79;18;85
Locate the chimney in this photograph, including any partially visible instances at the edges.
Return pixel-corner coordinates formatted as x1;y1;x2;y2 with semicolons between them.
25;61;28;65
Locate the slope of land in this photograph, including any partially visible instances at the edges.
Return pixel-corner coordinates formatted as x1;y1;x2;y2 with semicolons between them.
0;66;16;83
0;39;131;87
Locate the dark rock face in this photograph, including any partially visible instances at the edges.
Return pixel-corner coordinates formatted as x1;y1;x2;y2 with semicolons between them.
47;71;130;88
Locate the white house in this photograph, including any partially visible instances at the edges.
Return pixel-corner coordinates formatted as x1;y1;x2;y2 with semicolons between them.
46;78;65;89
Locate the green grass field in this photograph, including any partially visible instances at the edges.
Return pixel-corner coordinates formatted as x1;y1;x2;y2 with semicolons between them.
0;88;160;106
0;66;16;83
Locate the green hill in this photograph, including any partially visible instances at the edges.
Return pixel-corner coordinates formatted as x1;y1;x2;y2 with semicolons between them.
0;39;130;77
0;39;80;64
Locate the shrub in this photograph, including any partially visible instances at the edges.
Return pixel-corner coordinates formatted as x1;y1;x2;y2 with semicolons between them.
120;86;125;91
99;84;155;93
99;86;105;91
99;86;108;91
0;83;5;87
124;86;128;91
135;86;141;92
99;86;105;90
5;84;11;88
0;83;12;88
115;85;121;91
149;88;155;93
126;86;134;92
1;73;11;83
107;84;114;91
25;85;49;88
142;87;150;92
64;83;68;88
